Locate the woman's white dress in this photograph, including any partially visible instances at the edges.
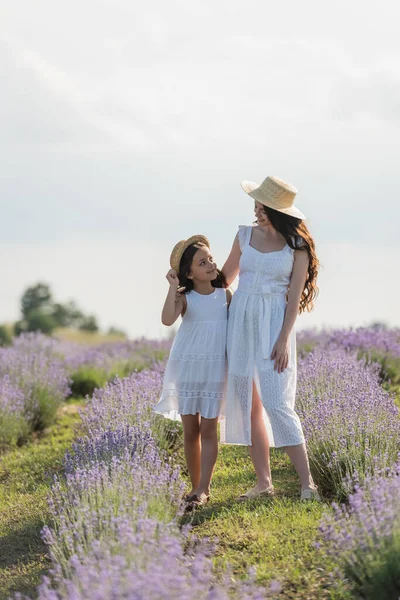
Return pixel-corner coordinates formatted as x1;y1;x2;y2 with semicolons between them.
155;287;228;420
221;225;305;447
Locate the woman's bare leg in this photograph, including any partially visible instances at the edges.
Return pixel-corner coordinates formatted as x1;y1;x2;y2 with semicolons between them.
285;443;315;489
181;414;201;495
249;382;273;489
195;417;219;496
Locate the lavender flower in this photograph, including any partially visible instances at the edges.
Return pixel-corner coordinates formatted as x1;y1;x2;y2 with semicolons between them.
319;463;400;598
297;347;400;499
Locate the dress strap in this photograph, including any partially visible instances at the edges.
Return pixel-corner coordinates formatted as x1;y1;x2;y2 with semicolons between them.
237;225;252;251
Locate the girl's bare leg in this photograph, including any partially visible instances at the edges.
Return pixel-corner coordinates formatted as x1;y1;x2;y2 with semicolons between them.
249;382;273;489
181;414;201;496
195;417;219;496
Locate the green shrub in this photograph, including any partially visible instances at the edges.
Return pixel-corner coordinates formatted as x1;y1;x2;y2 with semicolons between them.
70;367;109;398
0;325;12;346
0;410;30;448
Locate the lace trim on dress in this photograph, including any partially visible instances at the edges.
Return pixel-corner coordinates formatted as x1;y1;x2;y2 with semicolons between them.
173;353;226;361
163;389;224;400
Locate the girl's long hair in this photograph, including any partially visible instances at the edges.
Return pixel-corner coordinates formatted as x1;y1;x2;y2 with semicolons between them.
177;243;227;294
262;205;319;313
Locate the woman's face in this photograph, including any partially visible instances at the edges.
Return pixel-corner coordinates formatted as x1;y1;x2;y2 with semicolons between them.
254;201;269;226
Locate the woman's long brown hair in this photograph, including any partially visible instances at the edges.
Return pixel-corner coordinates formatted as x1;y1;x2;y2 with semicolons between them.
262;205;320;313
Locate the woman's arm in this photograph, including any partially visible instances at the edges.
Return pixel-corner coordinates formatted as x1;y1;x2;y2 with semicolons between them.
221;233;241;286
161;269;186;326
271;249;309;372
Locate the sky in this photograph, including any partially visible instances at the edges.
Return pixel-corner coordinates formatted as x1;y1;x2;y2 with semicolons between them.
1;0;399;339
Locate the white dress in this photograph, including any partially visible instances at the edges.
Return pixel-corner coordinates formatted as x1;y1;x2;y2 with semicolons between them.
155;287;228;420
221;225;305;447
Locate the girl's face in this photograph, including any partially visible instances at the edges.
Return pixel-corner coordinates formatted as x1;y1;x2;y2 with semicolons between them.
254;201;269;226
188;246;218;282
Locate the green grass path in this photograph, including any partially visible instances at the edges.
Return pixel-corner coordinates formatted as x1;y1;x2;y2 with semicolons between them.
183;445;350;600
0;400;85;600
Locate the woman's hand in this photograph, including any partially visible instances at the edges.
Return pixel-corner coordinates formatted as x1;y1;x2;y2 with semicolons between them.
166;269;179;290
271;335;289;373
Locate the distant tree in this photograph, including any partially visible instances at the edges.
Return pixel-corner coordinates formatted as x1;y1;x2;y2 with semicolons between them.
52;301;84;328
79;315;99;332
370;321;388;330
21;283;53;319
25;310;57;335
14;320;27;337
0;325;12;346
107;326;127;338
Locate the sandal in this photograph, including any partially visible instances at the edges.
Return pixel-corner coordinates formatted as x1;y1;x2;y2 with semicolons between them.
185;493;210;512
183;493;196;503
237;485;275;502
300;486;321;502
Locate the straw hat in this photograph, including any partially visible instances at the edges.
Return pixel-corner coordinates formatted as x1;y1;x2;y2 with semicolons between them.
170;235;210;273
241;175;306;220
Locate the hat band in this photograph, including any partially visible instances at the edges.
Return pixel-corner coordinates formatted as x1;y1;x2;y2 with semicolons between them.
250;189;295;209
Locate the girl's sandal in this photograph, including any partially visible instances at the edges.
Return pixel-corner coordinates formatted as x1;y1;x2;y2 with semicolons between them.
183;494;196;503
185;493;210;512
237;485;275;502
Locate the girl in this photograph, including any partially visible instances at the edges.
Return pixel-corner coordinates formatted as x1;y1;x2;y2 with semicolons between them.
221;175;320;501
155;235;231;509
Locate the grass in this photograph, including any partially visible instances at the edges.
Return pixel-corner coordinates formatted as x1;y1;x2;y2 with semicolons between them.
0;399;85;600
54;327;126;344
182;445;351;599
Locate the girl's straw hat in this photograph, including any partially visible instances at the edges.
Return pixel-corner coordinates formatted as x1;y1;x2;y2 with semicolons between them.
170;235;210;273
241;175;306;220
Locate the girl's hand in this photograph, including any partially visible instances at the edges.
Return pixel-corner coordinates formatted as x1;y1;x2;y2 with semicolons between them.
166;269;179;290
271;335;289;373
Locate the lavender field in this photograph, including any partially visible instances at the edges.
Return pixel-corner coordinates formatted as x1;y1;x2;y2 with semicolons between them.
1;326;400;599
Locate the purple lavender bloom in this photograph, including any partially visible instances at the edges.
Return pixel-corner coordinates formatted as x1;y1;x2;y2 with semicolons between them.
297;347;400;499
0;375;29;446
319;462;400;598
14;360;275;599
0;333;71;433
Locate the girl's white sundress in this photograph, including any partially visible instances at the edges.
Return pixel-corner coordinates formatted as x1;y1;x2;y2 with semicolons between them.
155;287;228;420
221;225;305;447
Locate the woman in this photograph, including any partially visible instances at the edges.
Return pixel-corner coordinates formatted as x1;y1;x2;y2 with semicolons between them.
221;175;320;501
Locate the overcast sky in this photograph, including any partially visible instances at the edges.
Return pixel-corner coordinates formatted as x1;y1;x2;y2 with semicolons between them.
1;1;399;338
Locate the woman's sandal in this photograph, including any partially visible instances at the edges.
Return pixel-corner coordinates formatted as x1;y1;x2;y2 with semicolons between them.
237;485;275;502
300;487;321;502
185;493;210;512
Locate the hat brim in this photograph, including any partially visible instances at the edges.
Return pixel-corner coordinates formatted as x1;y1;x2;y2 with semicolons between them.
170;235;210;273
240;180;306;220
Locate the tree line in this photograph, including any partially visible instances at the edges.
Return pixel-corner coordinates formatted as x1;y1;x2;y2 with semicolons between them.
0;283;126;345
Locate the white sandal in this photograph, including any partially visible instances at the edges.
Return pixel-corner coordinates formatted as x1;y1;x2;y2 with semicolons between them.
300;487;321;502
237;485;275;501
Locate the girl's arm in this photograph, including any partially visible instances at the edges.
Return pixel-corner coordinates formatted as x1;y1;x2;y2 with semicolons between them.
161;269;187;326
271;249;309;373
221;233;241;286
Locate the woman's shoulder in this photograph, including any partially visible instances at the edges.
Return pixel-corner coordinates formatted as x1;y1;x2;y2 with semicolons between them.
237;224;254;249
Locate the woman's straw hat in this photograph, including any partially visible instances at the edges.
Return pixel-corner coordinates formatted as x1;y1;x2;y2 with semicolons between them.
241;175;306;220
170;235;210;273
